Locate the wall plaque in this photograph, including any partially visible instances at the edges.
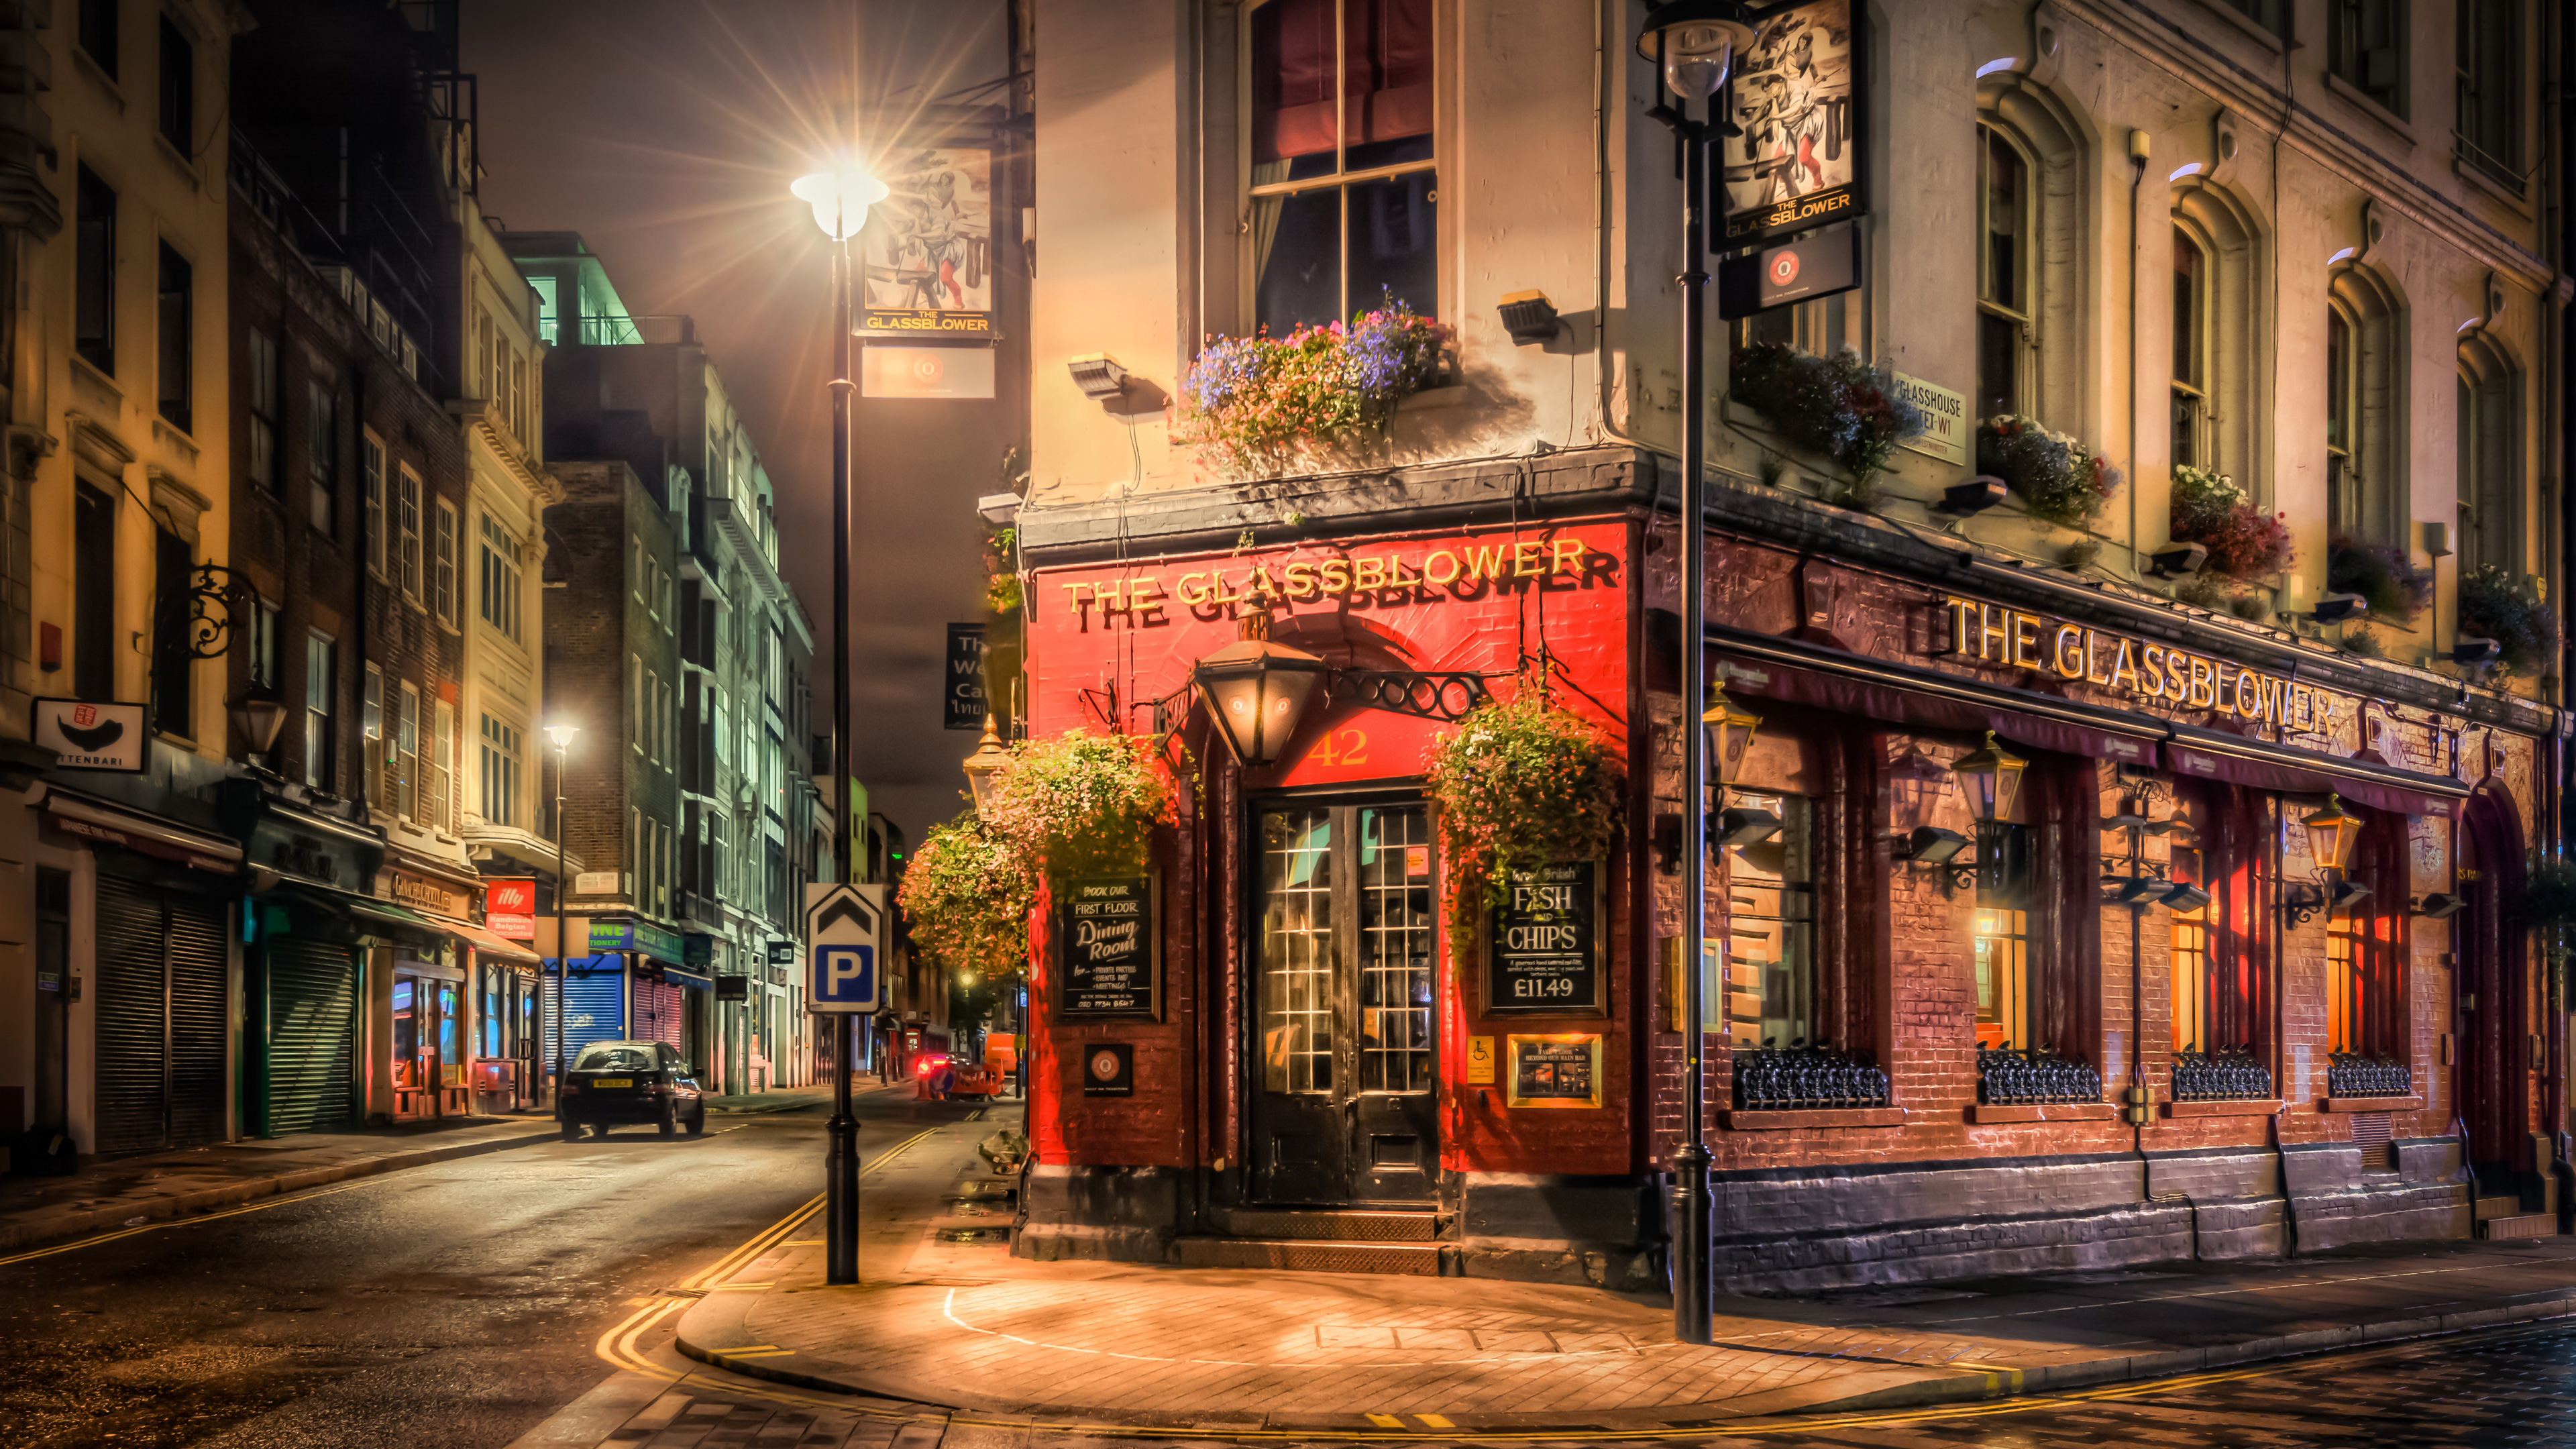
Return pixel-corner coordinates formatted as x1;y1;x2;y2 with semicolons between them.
1485;861;1605;1015
1056;875;1160;1018
1505;1033;1603;1109
1081;1042;1134;1097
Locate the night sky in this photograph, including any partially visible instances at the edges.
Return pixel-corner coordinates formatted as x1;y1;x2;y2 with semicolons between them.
461;0;1010;843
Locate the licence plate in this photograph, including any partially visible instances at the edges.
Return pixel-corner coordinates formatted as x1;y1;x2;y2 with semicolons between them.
593;1078;632;1089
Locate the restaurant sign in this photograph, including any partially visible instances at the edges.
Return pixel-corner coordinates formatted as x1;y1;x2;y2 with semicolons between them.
1943;597;2349;737
1056;875;1160;1018
1485;861;1604;1016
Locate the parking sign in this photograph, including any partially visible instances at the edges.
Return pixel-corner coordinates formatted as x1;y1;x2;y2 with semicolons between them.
804;883;885;1013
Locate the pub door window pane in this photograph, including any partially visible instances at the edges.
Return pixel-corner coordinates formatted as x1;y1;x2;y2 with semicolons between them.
150;528;194;737
1723;792;1813;1049
74;166;115;376
156;15;192;154
1248;0;1436;335
304;632;334;791
1259;806;1334;1093
155;244;190;432
72;484;115;702
1355;806;1432;1093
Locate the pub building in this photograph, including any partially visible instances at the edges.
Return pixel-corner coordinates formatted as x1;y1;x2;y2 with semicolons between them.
1015;488;2559;1286
1006;0;2568;1289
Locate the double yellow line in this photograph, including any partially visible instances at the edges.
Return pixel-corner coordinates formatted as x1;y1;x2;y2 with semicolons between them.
593;1126;938;1383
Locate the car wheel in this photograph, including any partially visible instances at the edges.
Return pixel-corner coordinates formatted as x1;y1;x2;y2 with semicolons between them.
686;1106;706;1136
560;1118;580;1142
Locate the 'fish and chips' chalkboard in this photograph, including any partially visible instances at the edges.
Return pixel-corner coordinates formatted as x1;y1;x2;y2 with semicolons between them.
1056;875;1161;1018
1485;860;1605;1015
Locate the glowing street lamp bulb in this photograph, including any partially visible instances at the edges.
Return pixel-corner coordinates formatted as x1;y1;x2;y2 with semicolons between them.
791;168;890;241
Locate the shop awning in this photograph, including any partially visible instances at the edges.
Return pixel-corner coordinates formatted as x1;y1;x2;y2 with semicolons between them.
252;873;449;947
1707;623;2470;816
1707;624;2163;765
432;916;542;966
42;788;244;874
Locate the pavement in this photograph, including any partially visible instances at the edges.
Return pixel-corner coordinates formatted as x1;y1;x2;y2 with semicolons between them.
673;1120;2576;1438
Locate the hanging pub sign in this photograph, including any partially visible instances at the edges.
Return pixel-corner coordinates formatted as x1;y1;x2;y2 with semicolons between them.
859;146;994;337
1717;222;1859;320
1719;0;1864;246
1055;875;1161;1018
1505;1033;1604;1109
1485;861;1605;1015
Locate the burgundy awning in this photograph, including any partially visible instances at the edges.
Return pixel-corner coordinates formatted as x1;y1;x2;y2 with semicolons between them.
2165;727;2464;818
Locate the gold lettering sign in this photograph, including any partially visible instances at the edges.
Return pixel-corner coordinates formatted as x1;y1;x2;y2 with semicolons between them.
1946;597;2343;735
1061;541;1602;614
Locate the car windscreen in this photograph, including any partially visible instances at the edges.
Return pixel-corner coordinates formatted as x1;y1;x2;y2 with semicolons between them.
574;1045;657;1072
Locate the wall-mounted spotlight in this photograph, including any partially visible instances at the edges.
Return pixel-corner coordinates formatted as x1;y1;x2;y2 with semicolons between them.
2160;881;2212;913
1896;824;1968;865
1938;477;2008;517
976;493;1023;527
2104;875;2166;906
1067;353;1130;400
2453;637;2503;667
2415;892;2467;920
2328;878;2373;911
2149;541;2208;579
2308;592;2369;625
1499;290;1563;346
1715;805;1782;847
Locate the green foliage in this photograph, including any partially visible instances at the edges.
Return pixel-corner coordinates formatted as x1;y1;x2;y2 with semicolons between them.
1729;343;1925;494
896;813;1035;979
2326;533;2432;625
1424;686;1623;972
1978;415;2121;527
983;525;1021;617
1174;297;1452;475
2457;564;2561;676
979;728;1179;885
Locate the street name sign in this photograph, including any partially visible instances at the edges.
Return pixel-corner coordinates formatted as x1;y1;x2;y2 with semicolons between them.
804;882;886;1013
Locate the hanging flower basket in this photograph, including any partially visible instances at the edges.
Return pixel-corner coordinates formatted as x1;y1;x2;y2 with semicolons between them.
1424;687;1623;972
2326;532;2431;625
1729;343;1926;496
2168;465;2293;580
2457;564;2561;676
977;728;1181;885
1176;294;1452;476
1977;415;2122;527
897;812;1036;980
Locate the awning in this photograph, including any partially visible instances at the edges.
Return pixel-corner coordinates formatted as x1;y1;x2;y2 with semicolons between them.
1708;624;2163;765
428;915;542;967
252;873;450;948
657;963;715;989
43;789;243;874
1707;623;2471;816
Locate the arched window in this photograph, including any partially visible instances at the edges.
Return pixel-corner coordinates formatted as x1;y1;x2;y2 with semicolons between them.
1975;123;2034;421
2457;334;2522;577
2325;266;2405;545
1246;0;1437;335
2170;226;2207;467
2169;187;2263;488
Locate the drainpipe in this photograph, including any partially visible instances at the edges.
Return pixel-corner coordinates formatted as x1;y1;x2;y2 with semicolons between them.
2552;0;2575;1227
2127;129;2148;580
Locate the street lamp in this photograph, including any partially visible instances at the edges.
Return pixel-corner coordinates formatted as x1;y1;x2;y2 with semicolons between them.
1192;604;1329;767
1640;0;1754;1350
961;713;1012;814
1951;732;2030;824
794;158;885;1288
545;723;576;1118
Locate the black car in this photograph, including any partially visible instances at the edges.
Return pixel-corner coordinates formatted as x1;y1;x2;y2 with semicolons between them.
559;1040;707;1138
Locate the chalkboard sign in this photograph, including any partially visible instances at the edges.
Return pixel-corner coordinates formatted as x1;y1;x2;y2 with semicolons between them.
1485;860;1605;1015
1505;1033;1603;1109
1056;875;1161;1018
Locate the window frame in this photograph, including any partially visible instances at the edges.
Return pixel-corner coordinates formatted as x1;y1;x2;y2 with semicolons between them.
396;463;423;604
246;326;277;491
306;378;337;537
1974;121;2037;422
430;497;460;627
396;680;421;820
77;0;117;80
479;513;524;642
156;13;192;155
363;432;387;577
2326;0;2409;120
2169;224;2210;470
2454;0;2525;184
304;631;335;792
73;166;116;376
155;241;191;433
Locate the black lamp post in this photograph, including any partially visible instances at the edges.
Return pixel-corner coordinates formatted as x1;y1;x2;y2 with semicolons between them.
794;162;888;1287
1640;0;1755;1348
545;724;576;1116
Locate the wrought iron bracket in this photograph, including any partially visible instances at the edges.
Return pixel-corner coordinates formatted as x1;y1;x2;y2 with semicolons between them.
1338;670;1492;721
2282;881;2326;928
173;563;248;660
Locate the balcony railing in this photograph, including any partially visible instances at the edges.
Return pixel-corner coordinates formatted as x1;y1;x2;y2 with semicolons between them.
1731;1044;1889;1112
577;313;696;346
2171;1046;2274;1102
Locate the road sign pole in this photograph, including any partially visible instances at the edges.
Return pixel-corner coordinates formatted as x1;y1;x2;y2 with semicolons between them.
824;229;861;1287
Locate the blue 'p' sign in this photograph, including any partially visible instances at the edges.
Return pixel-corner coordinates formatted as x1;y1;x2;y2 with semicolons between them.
812;944;877;1011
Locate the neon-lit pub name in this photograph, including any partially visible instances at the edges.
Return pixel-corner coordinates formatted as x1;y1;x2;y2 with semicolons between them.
1946;597;2344;735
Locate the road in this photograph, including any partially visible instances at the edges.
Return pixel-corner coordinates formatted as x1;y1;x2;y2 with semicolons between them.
0;1085;985;1449
10;1091;2576;1449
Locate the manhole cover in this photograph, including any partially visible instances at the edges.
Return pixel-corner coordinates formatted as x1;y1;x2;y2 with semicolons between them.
943;1202;991;1216
938;1227;1011;1244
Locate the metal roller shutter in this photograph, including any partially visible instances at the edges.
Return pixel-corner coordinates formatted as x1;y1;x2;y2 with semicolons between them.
92;877;231;1155
547;957;628;1070
265;938;356;1136
634;977;684;1052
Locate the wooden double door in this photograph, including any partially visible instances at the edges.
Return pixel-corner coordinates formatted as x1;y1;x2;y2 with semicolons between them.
1249;798;1440;1206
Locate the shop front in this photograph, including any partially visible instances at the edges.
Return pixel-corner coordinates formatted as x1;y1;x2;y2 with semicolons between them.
1013;501;2560;1289
219;780;388;1138
575;916;706;1077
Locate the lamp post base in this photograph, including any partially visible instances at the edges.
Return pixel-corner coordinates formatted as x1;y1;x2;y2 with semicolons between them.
1670;1142;1714;1344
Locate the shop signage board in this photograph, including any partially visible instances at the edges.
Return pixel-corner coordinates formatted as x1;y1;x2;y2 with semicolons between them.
804;882;886;1013
859;147;994;338
1485;861;1605;1015
1719;0;1865;246
1055;535;1609;618
1505;1033;1603;1109
1716;222;1858;320
1057;875;1159;1018
1937;596;2355;737
716;975;749;1002
945;623;987;730
1895;374;1970;466
32;699;148;771
589;917;687;963
1081;1042;1134;1097
767;940;798;964
861;343;996;399
484;879;537;940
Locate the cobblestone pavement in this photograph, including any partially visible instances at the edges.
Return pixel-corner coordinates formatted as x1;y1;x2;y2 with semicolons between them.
566;1319;2576;1446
